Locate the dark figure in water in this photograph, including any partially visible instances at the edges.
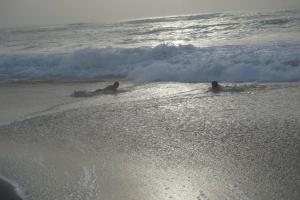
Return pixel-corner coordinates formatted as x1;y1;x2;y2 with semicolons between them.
72;81;120;97
94;81;119;93
211;81;221;91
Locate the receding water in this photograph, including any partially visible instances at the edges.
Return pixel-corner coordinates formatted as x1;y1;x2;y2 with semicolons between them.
0;82;299;200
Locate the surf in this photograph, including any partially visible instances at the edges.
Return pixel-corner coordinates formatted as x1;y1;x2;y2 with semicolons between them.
0;43;299;83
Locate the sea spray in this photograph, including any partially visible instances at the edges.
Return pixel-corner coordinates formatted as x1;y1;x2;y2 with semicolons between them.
0;43;299;82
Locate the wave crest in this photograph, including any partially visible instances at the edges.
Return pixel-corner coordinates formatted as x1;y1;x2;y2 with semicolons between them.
0;44;299;82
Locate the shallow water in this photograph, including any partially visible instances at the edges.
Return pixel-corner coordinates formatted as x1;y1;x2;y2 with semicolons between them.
0;82;299;200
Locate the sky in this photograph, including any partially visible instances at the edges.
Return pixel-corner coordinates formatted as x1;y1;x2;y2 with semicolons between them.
0;0;299;27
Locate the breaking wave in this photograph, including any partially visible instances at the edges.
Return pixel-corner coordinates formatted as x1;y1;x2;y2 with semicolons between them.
0;43;300;82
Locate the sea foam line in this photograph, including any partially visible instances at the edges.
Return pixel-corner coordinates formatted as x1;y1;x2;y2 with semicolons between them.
0;43;299;82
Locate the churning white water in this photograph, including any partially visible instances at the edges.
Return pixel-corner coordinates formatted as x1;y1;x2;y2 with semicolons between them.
0;9;299;82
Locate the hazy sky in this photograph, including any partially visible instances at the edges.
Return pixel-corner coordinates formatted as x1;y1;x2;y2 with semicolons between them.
0;0;299;27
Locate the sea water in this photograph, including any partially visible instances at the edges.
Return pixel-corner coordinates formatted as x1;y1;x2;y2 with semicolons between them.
0;9;300;200
0;9;299;82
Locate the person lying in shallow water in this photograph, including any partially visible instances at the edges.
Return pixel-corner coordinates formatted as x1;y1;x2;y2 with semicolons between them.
210;81;247;93
71;81;120;97
93;81;119;93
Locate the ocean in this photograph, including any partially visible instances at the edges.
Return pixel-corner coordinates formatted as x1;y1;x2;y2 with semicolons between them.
0;9;300;200
0;9;300;82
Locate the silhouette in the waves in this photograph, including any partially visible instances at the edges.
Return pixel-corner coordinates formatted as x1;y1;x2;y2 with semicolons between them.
211;81;222;92
209;81;247;93
71;81;120;97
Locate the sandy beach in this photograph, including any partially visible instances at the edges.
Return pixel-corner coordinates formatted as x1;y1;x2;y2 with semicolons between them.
0;81;299;200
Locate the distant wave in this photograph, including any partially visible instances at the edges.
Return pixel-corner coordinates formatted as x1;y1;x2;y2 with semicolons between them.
125;13;222;25
1;9;299;56
0;43;300;82
129;22;240;36
259;18;289;25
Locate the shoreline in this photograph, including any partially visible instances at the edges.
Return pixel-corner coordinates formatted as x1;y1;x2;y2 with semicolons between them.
0;79;133;126
0;81;299;199
0;80;299;126
0;75;127;85
0;81;109;126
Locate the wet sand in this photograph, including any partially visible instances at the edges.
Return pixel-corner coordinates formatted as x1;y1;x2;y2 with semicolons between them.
0;178;22;200
0;80;130;125
0;82;299;200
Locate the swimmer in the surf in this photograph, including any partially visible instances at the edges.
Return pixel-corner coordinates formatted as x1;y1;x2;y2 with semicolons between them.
93;81;119;93
210;81;246;93
211;81;222;92
71;81;120;97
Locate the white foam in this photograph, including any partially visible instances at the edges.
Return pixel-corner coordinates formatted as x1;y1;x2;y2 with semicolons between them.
0;43;299;82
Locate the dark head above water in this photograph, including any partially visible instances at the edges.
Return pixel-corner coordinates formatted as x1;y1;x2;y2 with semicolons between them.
113;81;119;89
212;81;219;89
